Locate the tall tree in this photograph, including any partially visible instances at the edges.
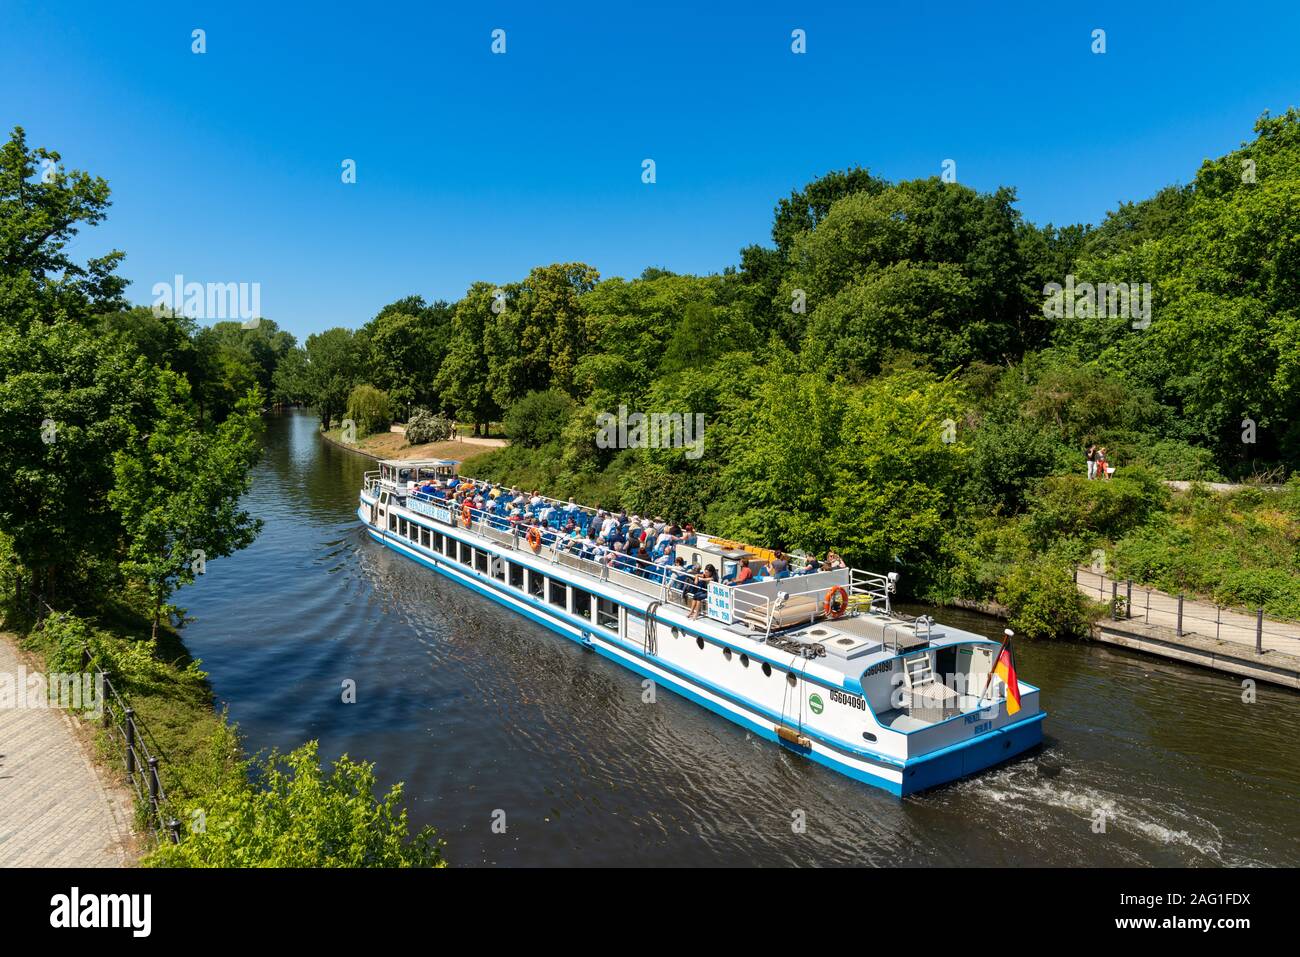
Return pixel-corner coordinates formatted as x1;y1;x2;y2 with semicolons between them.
110;372;264;637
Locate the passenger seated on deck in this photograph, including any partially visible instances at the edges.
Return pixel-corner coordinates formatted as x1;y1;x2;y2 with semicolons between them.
799;556;821;575
765;551;789;579
682;524;697;546
732;562;754;585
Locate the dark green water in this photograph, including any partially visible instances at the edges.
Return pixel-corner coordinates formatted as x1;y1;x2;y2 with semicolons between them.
178;410;1300;866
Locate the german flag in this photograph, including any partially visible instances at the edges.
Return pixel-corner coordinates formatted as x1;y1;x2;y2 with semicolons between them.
993;641;1021;715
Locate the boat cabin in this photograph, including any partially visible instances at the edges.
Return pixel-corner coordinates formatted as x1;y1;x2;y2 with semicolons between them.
378;458;459;491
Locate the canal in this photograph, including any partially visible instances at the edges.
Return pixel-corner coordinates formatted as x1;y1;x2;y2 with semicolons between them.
180;410;1300;866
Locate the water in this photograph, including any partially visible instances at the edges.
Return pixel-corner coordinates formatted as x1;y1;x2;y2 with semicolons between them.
179;410;1300;866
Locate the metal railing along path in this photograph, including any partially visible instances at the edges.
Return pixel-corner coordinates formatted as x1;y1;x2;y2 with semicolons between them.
1074;568;1300;656
31;602;182;845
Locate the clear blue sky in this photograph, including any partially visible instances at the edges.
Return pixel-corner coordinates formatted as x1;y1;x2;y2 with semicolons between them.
3;1;1298;340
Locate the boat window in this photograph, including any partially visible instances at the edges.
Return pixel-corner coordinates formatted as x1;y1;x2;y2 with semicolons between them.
491;556;506;581
740;654;749;668
459;542;473;567
696;636;705;650
443;534;455;557
474;550;489;573
572;588;591;620
388;513;398;532
420;527;430;549
548;579;567;609
786;673;797;687
508;562;524;590
595;596;619;632
399;518;408;539
723;647;732;661
762;663;772;677
529;571;545;600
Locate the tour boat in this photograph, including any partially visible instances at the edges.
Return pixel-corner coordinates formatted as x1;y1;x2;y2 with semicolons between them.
358;459;1044;795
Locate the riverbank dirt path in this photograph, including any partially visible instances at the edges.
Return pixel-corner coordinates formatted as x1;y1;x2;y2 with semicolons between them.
0;633;136;867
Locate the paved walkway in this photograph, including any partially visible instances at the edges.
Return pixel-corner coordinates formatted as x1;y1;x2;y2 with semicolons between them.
0;634;135;866
1076;569;1300;656
389;424;507;448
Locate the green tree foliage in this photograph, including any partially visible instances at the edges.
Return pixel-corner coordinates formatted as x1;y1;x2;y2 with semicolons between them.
110;372;264;637
145;742;445;868
997;556;1093;640
434;282;502;434
302;327;366;429
345;383;392;437
502;388;576;448
361;296;452;417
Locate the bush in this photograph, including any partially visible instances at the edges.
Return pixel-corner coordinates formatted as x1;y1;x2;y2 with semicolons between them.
345;384;391;437
1130;438;1225;482
997;556;1094;640
502;389;576;448
405;406;453;445
964;415;1071;513
1024;465;1169;546
145;742;444;867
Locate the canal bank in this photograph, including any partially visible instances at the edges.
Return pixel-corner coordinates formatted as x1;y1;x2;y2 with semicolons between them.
172;410;1300;866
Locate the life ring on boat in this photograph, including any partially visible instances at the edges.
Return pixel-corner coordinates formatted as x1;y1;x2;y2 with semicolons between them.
460;501;473;526
526;525;543;553
823;586;849;619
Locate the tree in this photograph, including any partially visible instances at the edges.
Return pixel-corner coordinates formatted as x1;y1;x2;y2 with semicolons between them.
0;125;127;327
486;262;599;407
345;383;392;437
434;282;501;434
110;371;263;638
502;388;576;448
301;327;366;429
0;320;152;599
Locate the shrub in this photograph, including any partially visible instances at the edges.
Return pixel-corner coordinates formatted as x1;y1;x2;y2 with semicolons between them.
1130;438;1225;482
1024;465;1169;546
145;741;444;867
345;384;391;437
503;389;576;448
405;406;453;445
996;556;1094;640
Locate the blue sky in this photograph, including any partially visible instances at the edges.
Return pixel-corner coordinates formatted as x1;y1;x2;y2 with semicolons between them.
3;1;1298;340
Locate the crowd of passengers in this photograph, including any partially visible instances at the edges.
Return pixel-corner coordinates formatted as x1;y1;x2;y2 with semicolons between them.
410;476;848;620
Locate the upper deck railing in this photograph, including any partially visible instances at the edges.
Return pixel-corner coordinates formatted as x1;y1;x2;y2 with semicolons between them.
366;471;903;637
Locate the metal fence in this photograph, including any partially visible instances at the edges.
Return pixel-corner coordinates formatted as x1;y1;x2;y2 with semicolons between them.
1075;569;1300;655
31;602;181;845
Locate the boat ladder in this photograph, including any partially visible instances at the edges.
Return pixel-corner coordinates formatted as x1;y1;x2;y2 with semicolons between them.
903;652;935;694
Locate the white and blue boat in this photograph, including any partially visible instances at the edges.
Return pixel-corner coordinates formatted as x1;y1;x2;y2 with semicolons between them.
359;459;1044;795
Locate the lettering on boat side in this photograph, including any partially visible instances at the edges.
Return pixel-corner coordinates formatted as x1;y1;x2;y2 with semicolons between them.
862;661;893;678
828;687;866;711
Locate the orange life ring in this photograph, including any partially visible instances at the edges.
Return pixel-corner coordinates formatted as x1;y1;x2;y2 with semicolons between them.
824;586;849;619
460;502;473;526
526;525;543;552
